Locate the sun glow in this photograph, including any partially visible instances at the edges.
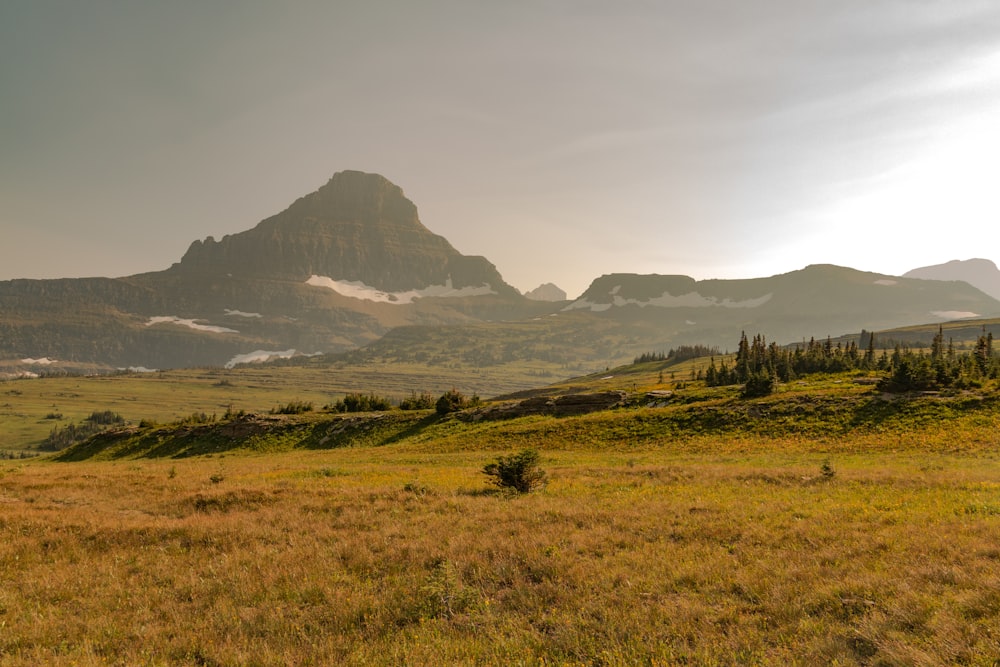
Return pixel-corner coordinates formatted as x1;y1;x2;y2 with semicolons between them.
811;50;1000;274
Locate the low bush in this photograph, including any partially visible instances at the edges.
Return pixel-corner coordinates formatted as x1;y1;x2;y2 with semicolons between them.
742;372;775;398
435;390;480;416
271;401;313;415
39;411;125;451
482;448;547;493
327;393;392;413
399;391;435;410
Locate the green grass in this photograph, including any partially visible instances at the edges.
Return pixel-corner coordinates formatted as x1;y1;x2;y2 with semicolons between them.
0;357;578;451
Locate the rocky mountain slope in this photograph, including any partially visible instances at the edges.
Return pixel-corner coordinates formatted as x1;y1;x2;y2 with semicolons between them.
904;258;1000;301
0;172;541;371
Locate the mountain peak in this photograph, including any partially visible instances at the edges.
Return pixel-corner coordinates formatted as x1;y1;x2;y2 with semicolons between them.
173;171;514;294
524;283;567;302
904;258;1000;300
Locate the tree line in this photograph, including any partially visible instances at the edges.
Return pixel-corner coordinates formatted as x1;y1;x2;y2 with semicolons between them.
704;328;998;394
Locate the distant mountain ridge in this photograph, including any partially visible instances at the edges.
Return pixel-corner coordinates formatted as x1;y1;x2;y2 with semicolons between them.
904;259;1000;301
560;264;1000;348
3;172;1000;373
524;283;567;302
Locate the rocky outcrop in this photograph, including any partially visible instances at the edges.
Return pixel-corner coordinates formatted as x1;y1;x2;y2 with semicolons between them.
461;391;628;421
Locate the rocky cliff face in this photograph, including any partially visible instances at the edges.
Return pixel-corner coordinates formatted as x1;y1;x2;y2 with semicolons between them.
0;171;530;369
173;170;514;294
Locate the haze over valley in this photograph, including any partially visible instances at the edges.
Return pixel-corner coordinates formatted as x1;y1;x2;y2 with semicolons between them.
3;169;999;376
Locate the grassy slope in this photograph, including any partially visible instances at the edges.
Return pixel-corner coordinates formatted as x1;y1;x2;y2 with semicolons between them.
50;370;1000;462
4;364;1000;664
2;393;1000;665
0;356;576;452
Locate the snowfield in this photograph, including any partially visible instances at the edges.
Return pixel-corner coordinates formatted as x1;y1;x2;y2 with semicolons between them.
563;289;773;312
2;371;40;379
224;309;263;318
224;349;299;369
306;275;496;304
20;357;57;365
931;310;980;320
146;317;238;334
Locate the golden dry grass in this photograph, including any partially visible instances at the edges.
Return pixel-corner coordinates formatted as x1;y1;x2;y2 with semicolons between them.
2;439;1000;666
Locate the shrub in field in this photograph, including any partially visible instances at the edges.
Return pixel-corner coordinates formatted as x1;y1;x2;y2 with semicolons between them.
271;401;313;415
399;391;435;410
435;389;467;416
39;410;125;451
328;393;391;413
482;448;547;493
742;371;775;398
181;411;215;424
435;390;480;416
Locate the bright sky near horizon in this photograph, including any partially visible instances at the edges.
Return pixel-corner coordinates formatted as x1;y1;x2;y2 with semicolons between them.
2;1;1000;298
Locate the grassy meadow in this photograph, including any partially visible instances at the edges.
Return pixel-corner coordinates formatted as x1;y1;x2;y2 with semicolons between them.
2;367;1000;665
0;356;579;453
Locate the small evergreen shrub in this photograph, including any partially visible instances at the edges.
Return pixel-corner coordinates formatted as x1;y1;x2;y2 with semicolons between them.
482;449;547;494
38;410;125;451
742;372;775;398
327;393;391;413
271;401;313;415
181;411;216;424
436;389;468;416
399;391;436;410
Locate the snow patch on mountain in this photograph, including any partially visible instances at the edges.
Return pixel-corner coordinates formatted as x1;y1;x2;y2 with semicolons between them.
21;357;57;365
224;349;311;369
562;299;613;312
306;275;496;303
931;310;980;320
146;316;238;334
563;290;773;312
224;309;263;318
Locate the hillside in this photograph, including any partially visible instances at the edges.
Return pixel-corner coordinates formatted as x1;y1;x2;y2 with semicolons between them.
905;258;1000;300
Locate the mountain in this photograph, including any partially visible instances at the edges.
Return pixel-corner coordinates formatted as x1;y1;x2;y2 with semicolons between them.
172;170;514;293
559;264;1000;349
904;259;1000;301
524;283;567;302
0;171;540;371
4;171;1000;375
321;265;1000;375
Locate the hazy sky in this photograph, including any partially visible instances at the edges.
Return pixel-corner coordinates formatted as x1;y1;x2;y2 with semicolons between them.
3;1;1000;298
